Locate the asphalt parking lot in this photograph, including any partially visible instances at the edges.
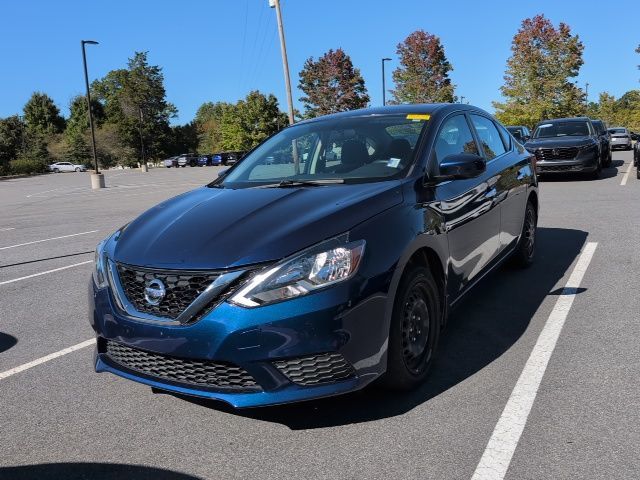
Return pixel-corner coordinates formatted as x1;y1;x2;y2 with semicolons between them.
1;154;639;480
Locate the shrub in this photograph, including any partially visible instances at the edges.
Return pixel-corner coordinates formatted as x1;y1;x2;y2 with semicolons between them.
9;157;48;175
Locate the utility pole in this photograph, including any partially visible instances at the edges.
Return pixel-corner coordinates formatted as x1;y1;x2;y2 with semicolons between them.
270;0;294;125
460;95;466;104
81;40;104;189
381;58;391;106
585;82;590;108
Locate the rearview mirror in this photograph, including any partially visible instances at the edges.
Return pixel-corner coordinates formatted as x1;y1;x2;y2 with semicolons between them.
437;153;486;180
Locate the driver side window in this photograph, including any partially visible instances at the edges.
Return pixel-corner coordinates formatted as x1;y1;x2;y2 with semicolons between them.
434;115;478;164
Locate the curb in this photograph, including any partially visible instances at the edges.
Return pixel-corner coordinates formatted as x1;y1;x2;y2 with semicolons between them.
0;172;50;181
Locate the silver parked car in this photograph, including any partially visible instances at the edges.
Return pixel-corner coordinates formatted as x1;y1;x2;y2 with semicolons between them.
608;127;632;151
48;162;87;173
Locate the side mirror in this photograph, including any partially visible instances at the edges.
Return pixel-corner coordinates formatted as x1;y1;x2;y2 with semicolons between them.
218;168;229;178
522;135;530;142
437;153;486;180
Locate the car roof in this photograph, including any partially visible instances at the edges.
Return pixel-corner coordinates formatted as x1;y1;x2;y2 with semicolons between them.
537;117;591;124
294;103;489;125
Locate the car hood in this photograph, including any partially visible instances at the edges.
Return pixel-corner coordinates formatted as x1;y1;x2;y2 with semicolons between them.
525;136;594;149
110;182;403;270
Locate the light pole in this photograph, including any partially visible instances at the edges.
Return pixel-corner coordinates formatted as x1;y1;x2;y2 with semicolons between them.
459;95;465;104
585;82;590;109
381;58;391;106
81;40;104;189
269;0;294;125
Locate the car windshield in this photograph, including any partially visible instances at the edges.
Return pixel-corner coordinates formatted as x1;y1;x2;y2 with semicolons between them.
533;121;590;138
609;128;626;134
215;114;429;188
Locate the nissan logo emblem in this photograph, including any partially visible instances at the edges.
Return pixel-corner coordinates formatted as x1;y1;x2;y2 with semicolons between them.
144;279;166;306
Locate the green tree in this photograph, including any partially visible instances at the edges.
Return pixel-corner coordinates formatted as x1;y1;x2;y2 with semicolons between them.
170;122;198;155
596;92;618;125
298;48;370;117
493;15;585;127
0;116;25;174
195;92;287;152
23;92;65;136
194;101;234;153
63;95;105;163
390;30;456;104
92;51;177;163
234;91;287;149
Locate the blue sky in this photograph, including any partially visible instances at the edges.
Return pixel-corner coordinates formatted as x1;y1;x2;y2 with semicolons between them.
1;0;638;124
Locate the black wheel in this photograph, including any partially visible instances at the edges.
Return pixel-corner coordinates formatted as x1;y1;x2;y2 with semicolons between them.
511;200;537;268
636;165;640;180
381;265;441;390
605;150;612;167
53;168;59;173
75;167;81;172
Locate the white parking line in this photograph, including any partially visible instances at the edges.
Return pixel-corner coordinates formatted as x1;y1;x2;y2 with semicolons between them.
471;242;598;480
0;230;98;250
620;160;634;186
0;339;95;381
0;227;15;232
0;260;93;286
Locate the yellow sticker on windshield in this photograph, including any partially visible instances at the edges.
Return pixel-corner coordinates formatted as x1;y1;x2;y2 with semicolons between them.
406;114;430;120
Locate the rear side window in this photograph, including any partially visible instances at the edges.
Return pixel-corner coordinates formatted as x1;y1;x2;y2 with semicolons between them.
470;115;507;160
434;115;478;164
496;124;512;149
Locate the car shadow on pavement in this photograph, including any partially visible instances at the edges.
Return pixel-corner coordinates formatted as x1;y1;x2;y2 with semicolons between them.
0;463;203;480
178;227;588;430
0;332;17;354
539;159;623;182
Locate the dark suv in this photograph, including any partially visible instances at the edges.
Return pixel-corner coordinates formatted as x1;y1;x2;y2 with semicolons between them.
506;126;531;144
591;120;612;167
89;104;538;408
525;117;603;178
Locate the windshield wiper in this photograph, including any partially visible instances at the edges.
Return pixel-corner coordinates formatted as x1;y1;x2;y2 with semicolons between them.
256;179;345;188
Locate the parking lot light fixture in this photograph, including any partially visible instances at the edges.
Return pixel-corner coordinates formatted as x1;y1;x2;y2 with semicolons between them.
81;39;104;189
381;58;391;106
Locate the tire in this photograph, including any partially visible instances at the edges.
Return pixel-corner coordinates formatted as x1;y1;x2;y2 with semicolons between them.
75;167;81;172
53;168;59;173
511;200;537;268
636;165;640;180
605;150;612;167
381;265;441;390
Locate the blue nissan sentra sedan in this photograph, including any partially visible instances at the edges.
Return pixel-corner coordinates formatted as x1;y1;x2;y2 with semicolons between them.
89;104;538;408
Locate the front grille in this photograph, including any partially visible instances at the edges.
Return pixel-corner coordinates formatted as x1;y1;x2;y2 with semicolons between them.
116;263;219;319
538;164;581;173
273;353;355;386
535;147;579;161
104;340;260;392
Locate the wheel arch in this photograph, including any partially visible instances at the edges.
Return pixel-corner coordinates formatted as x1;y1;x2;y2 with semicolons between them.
384;240;449;335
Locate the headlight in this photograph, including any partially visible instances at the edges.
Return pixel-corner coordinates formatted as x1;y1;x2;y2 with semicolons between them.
93;239;108;288
230;237;365;308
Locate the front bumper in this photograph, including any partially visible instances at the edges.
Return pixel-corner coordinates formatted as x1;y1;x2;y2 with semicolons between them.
611;140;631;150
535;151;599;174
89;275;389;408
